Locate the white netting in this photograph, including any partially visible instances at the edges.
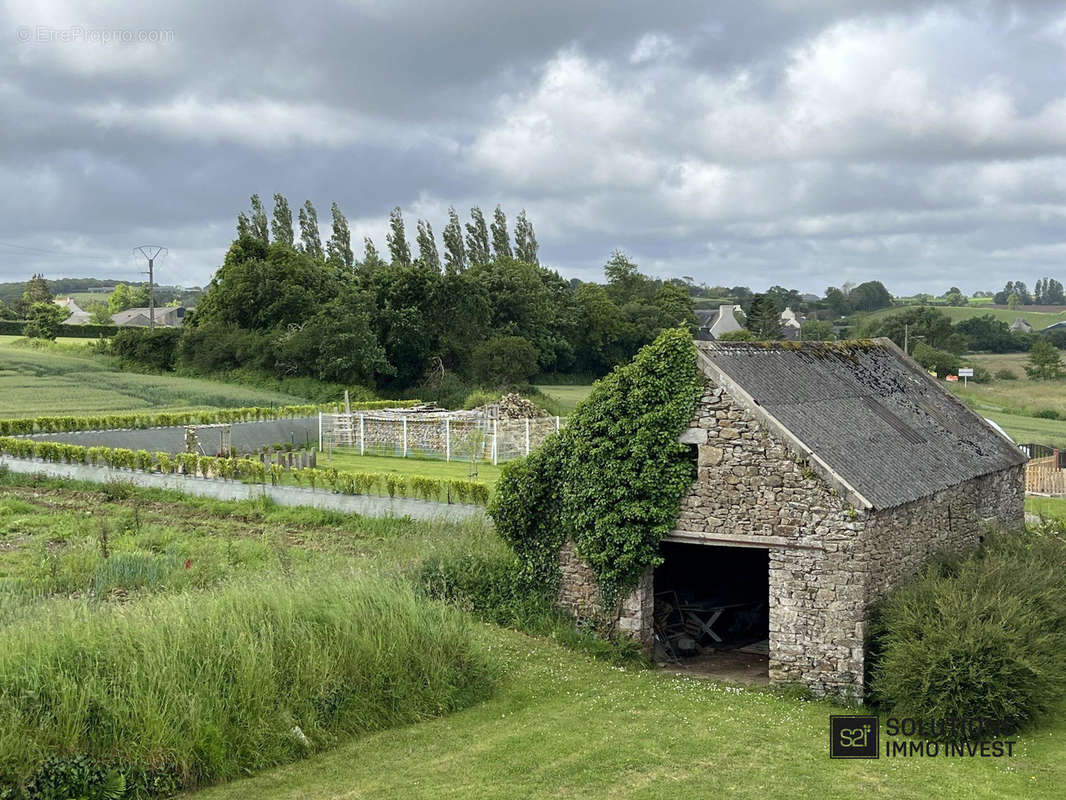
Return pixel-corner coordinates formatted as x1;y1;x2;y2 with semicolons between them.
319;411;563;464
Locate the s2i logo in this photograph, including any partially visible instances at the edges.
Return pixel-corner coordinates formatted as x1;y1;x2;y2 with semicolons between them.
830;715;879;759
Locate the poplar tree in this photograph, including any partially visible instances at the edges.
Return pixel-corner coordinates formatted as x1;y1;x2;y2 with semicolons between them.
298;200;324;260
326;202;354;269
465;207;490;266
249;194;269;243
442;206;466;273
416;219;440;271
271;193;294;247
491;205;512;258
236;212;251;239
386;207;412;267
514;209;539;264
363;237;386;270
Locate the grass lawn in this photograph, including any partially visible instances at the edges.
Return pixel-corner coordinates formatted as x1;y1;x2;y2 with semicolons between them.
535;384;594;413
320;448;500;484
0;336;307;417
1;476;1063;799
189;631;1065;800
1027;495;1066;520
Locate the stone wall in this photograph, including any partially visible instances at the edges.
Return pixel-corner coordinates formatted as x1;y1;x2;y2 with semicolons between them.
862;464;1025;605
557;540;653;648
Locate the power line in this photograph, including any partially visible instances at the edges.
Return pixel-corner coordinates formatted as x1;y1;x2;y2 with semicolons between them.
0;240;114;261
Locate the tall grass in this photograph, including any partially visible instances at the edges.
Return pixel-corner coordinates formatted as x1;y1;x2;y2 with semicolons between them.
0;574;497;796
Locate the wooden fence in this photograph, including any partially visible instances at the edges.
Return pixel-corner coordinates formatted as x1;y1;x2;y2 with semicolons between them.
1026;454;1066;495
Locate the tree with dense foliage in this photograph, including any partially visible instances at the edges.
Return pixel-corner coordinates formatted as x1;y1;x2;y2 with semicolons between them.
912;342;960;378
107;283;150;314
23;302;66;340
297;200;323;260
465;207;490;266
326;203;354;270
848;280;892;311
14;273;53;316
270;194;294;247
955;315;1017;352
490;206;512;259
800;319;836;340
745;293;783;339
249;194;270;243
941;286;968;306
442;207;466;274
472;335;539;385
1025;339;1064;380
870;307;956;352
824;286;850;317
87;300;113;325
416;219;440;272
386;207;412;267
513;210;538;265
362;237;386;271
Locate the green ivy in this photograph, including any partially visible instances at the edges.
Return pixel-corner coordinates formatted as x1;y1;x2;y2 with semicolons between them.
490;328;703;607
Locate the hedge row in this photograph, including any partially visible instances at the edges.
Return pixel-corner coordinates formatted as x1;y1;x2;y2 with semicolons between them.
0;400;418;435
0;320;120;337
0;437;490;506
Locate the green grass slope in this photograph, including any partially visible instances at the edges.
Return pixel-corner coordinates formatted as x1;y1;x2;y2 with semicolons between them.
0;336;305;417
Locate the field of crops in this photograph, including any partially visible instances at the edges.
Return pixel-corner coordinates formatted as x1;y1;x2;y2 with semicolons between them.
0;336;306;417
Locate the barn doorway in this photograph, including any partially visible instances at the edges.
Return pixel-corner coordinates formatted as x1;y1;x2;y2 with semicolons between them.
653;541;769;683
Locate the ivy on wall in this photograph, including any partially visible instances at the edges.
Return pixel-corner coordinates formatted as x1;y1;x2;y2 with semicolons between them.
490;328;704;607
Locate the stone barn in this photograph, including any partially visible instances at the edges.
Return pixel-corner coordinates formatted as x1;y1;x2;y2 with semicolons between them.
558;339;1026;698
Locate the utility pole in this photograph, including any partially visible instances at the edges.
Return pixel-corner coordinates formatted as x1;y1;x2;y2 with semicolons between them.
133;246;167;330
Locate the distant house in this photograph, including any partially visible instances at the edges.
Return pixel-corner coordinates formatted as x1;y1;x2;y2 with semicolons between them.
1041;320;1066;333
695;304;744;340
779;307;805;340
1010;318;1033;333
111;306;186;328
54;298;90;325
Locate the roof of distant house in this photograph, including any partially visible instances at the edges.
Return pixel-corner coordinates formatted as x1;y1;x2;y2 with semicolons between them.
696;339;1026;510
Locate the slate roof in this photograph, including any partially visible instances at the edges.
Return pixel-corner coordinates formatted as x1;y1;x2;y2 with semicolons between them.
696;339;1027;510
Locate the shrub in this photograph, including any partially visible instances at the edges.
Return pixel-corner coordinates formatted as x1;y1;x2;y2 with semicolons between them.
109;327;183;371
995;368;1018;381
0;575;496;796
869;528;1066;737
1034;408;1060;420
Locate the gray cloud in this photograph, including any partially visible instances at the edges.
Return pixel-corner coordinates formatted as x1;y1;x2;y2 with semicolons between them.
2;0;1066;295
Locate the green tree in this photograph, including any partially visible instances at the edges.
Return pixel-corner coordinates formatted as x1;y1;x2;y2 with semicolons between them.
465;207;490;266
513;209;539;265
745;293;783;339
362;237;386;271
653;283;696;334
870;307;956;352
912;342;960;378
956;315;1015;352
472;335;539;385
1046;278;1065;305
800;319;836;340
297;200;324;260
326;203;354;270
23;302;66;340
490;206;512;259
107;283;150;314
604;250;651;303
249;194;269;243
15;273;53;316
824;286;851;316
848;280;892;311
442;207;466;273
1025;339;1064;380
386;207;411;267
271;193;294;247
86;300;113;325
0;299;15;320
416;219;440;272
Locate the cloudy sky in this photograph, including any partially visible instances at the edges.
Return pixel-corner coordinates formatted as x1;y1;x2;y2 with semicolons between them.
3;0;1066;295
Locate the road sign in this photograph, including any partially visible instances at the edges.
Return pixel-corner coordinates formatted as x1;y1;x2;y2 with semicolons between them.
958;368;974;377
